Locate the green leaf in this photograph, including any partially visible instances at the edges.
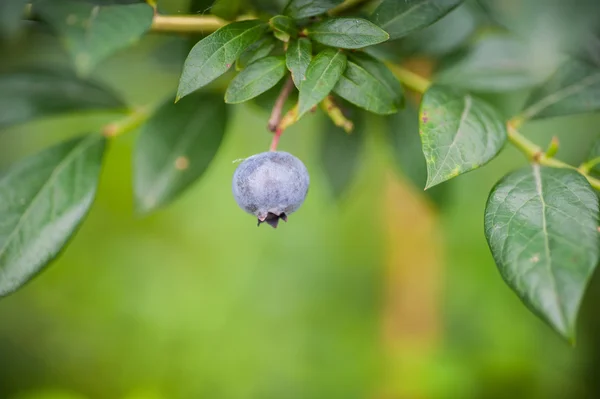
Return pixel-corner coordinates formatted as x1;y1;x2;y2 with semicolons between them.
0;134;106;297
210;0;245;20
420;85;507;188
286;37;312;89
320;110;365;199
520;59;600;121
226;56;287;104
386;103;447;206
33;0;154;75
371;0;463;40
283;0;344;19
250;0;288;15
348;52;403;108
269;15;298;42
0;69;124;129
394;4;477;57
436;34;547;92
177;20;268;100
298;48;347;118
484;166;599;341
134;92;228;213
306;18;389;49
236;36;277;70
189;0;215;13
249;79;298;113
332;61;398;115
0;0;27;40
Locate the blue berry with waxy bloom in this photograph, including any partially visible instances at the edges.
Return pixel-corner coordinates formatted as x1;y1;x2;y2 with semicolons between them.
232;151;310;228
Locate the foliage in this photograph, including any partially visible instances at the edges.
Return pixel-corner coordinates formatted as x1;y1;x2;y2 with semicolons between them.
0;0;599;344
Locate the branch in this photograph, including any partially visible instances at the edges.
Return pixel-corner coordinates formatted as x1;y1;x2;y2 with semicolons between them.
149;0;366;35
268;77;295;132
507;122;600;190
151;14;228;34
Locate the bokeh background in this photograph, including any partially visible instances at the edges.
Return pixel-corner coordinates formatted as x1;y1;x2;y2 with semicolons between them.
1;1;600;398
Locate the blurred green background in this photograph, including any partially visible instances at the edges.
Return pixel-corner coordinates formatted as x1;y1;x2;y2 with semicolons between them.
1;1;600;398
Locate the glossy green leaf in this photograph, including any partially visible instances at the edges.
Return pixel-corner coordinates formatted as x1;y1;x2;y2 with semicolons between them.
333;61;397;115
436;34;547;92
348;52;403;108
286;37;312;89
0;134;106;297
269;15;297;42
520;59;600;121
371;0;463;40
320;110;365;199
177;20;268;100
34;0;154;75
283;0;344;19
226;56;287;104
0;0;27;40
386;103;447;206
420;85;506;188
484;166;599;341
306;18;389;49
134;92;228;213
298;49;347;118
0;69;124;129
236;36;277;70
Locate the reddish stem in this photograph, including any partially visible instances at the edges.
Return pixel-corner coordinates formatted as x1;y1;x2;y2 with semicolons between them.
270;128;282;152
267;77;294;132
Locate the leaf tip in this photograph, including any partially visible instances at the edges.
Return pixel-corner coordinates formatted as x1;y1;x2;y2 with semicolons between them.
424;178;439;190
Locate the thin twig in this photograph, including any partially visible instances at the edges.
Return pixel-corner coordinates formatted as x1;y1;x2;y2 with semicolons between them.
507;122;600;190
320;96;353;133
268;76;295;132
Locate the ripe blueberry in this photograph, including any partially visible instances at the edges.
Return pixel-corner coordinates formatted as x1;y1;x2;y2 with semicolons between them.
232;151;309;228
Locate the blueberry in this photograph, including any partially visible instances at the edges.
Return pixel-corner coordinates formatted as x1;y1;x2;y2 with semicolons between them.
232;151;310;228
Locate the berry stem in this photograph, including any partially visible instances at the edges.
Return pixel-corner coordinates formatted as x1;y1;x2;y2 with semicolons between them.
268;76;295;132
270;128;282;152
269;104;298;151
